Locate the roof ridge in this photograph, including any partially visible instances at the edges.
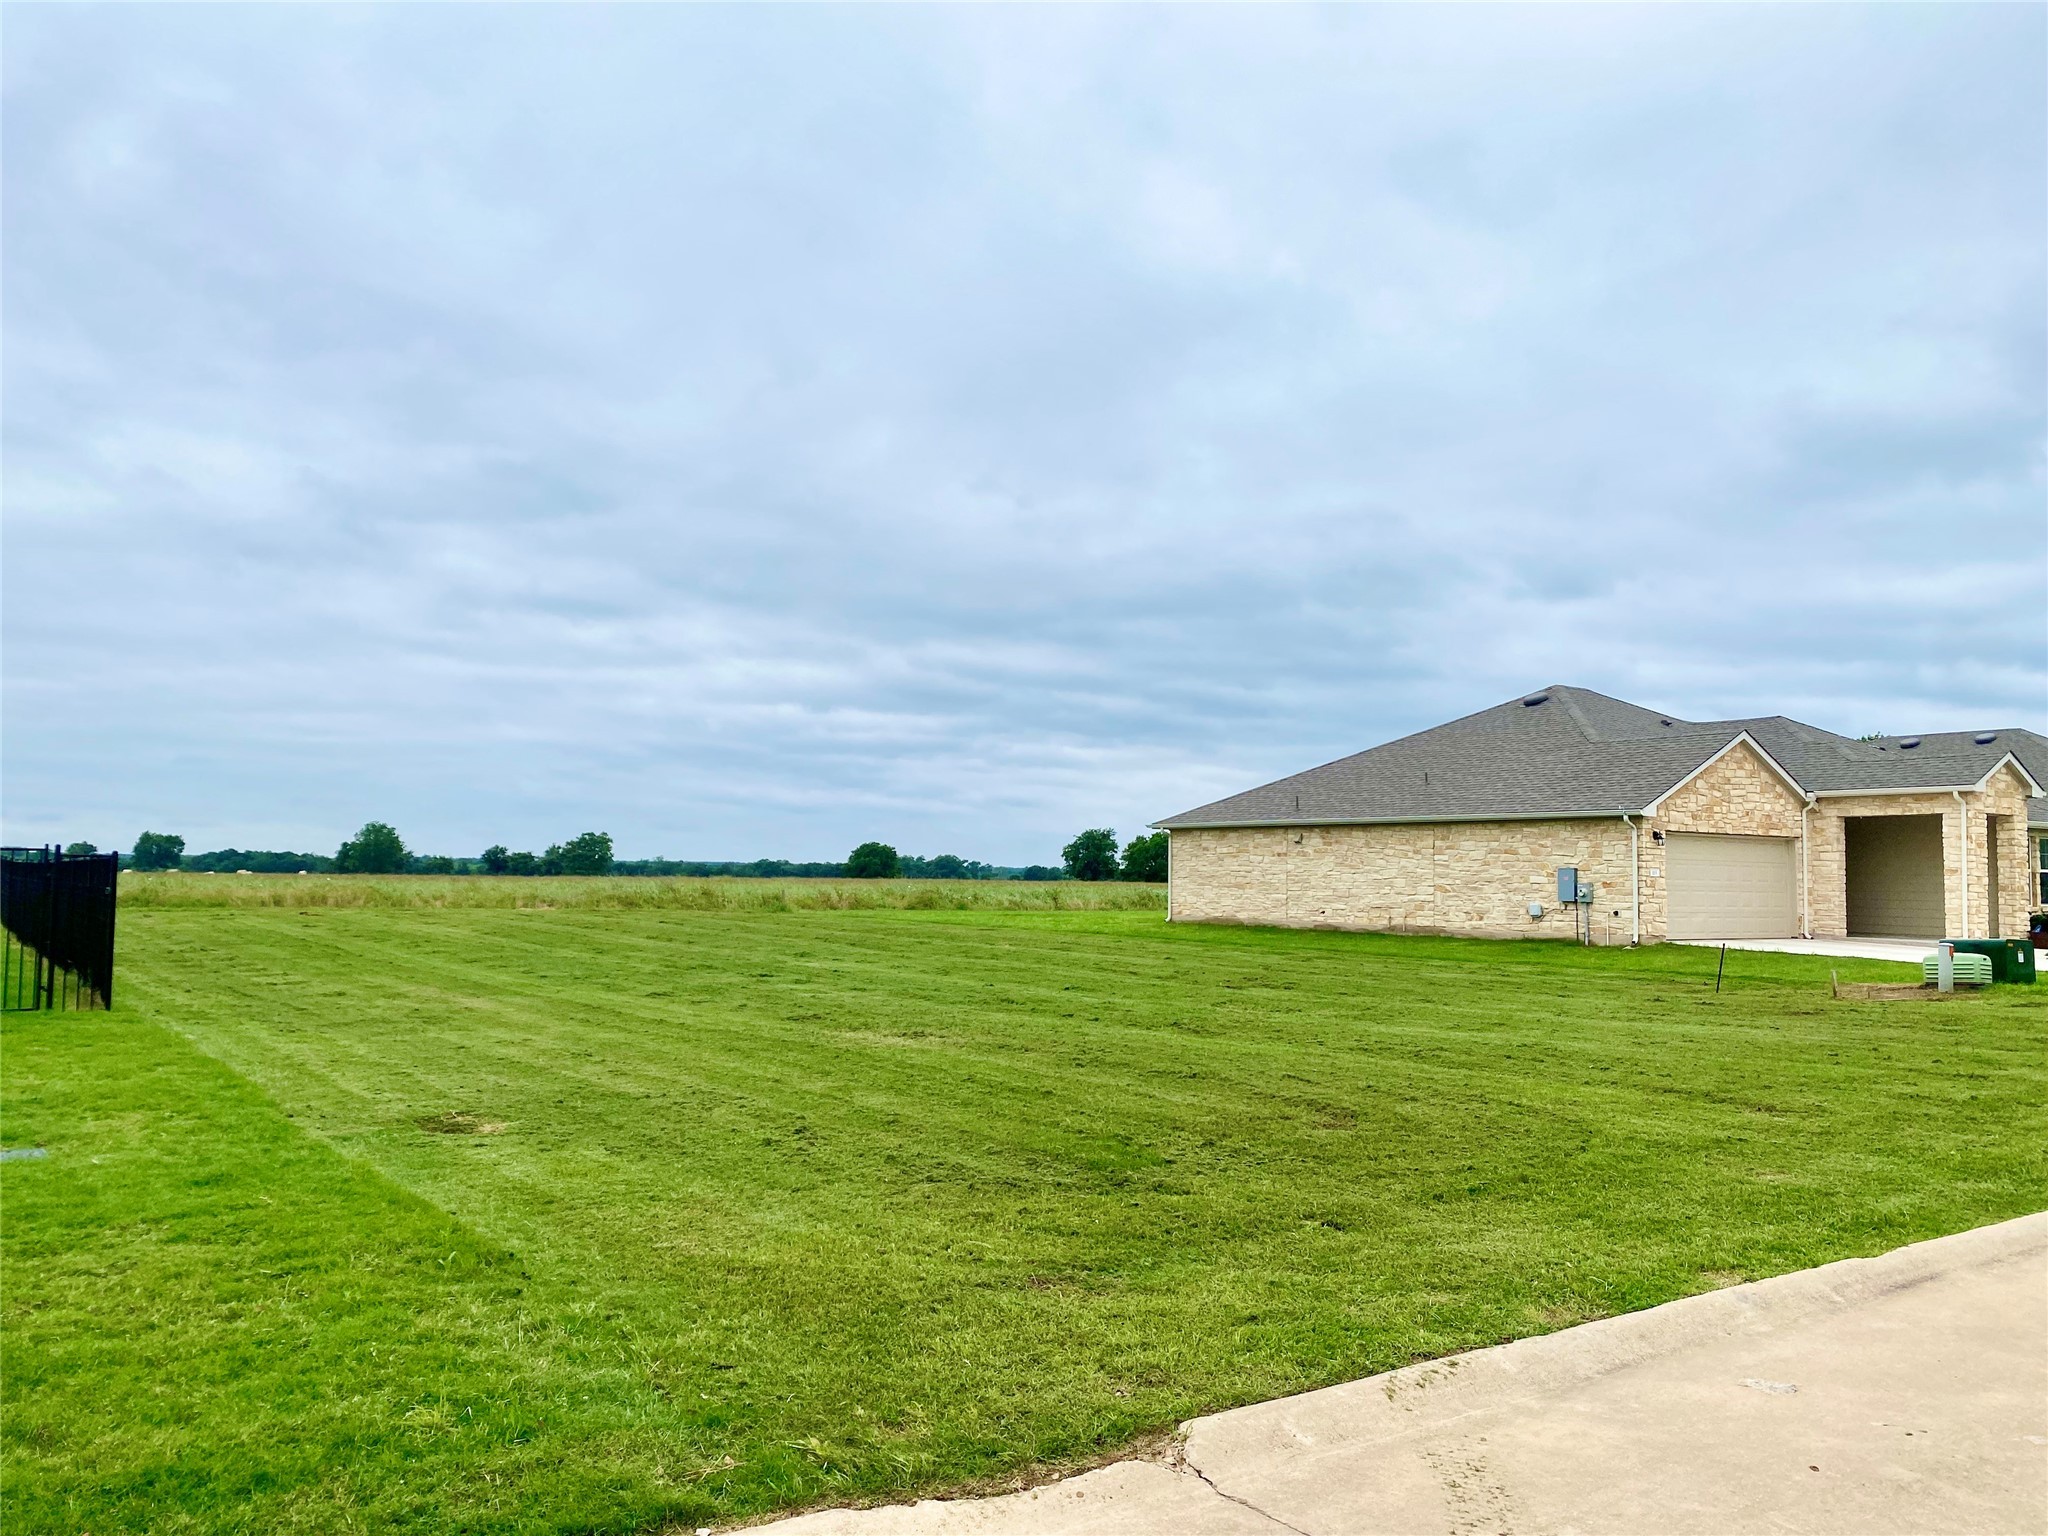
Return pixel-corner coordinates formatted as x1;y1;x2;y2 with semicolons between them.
1868;726;2047;742
1155;691;2048;830
1551;688;1603;743
1359;687;1570;754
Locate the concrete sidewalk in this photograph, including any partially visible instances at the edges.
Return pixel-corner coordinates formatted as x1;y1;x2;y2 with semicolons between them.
761;1214;2048;1535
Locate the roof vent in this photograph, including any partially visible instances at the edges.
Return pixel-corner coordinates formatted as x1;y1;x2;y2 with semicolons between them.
1899;737;1921;749
1659;718;1674;727
1973;732;1996;745
1522;694;1550;707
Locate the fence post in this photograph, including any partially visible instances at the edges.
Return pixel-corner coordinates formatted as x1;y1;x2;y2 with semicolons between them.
43;846;60;1010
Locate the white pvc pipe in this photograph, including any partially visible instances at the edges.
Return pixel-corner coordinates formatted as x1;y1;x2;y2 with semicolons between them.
1621;812;1640;946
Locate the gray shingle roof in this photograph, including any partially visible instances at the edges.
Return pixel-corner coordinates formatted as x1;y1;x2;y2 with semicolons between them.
1157;686;2048;829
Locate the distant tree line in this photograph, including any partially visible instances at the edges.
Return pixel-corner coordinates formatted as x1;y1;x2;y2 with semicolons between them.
836;842;1065;881
186;848;335;874
612;858;853;879
833;832;1168;883
607;856;1065;880
1061;828;1167;883
115;824;1121;882
480;831;615;876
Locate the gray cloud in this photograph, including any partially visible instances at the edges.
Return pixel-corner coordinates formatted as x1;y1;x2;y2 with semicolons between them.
4;5;2042;860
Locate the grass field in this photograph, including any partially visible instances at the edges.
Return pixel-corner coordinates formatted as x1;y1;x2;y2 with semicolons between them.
114;871;1168;912
4;891;2042;1534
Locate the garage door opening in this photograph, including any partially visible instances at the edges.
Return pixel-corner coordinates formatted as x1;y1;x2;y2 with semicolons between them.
1844;815;1944;938
1665;833;1798;940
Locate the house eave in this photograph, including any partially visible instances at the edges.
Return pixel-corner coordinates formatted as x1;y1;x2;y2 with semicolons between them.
1809;754;2044;800
1153;809;1644;832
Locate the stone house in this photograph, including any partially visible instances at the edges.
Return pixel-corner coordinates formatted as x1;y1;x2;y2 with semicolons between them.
1156;686;2045;945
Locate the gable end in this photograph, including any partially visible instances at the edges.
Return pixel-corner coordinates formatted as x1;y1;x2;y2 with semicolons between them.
1643;733;1808;818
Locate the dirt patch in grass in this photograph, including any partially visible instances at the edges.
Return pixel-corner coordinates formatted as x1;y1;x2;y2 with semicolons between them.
415;1112;506;1135
1527;1300;1611;1328
1829;980;1978;1002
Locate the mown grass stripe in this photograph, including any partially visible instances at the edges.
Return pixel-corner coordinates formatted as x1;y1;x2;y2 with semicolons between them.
5;907;2040;1533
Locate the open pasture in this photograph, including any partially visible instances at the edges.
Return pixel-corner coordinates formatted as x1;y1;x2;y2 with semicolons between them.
114;871;1170;912
4;892;2042;1534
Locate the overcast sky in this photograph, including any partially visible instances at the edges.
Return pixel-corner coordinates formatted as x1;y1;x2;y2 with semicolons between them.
5;5;2043;863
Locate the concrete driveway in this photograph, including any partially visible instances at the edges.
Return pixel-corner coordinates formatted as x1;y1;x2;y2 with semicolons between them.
761;1214;2048;1536
1670;936;1932;963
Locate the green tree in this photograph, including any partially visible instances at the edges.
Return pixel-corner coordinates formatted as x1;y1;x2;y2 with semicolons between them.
335;822;408;874
63;841;99;857
131;831;185;871
1062;828;1119;882
504;851;541;876
846;841;901;879
923;853;970;880
555;831;614;876
413;855;457;875
481;845;511;875
1120;830;1168;883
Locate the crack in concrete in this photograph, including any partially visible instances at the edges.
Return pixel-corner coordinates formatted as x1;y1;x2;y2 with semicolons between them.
1169;1441;1314;1536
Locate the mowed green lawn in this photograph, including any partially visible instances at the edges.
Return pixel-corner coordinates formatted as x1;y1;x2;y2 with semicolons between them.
4;903;2043;1534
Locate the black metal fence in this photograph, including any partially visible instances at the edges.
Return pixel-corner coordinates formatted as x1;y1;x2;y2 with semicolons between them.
2;847;119;1011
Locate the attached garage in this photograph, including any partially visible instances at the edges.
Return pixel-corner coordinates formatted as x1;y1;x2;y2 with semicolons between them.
1844;815;1944;938
1665;833;1799;940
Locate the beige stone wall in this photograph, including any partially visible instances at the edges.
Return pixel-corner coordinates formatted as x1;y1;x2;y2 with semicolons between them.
1168;820;1638;942
1806;764;2034;940
1167;826;1292;927
1983;765;2036;937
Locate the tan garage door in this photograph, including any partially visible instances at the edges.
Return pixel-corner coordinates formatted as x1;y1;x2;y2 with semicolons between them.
1666;833;1798;940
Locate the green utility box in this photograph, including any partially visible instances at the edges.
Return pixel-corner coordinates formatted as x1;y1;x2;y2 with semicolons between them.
1944;938;2037;984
